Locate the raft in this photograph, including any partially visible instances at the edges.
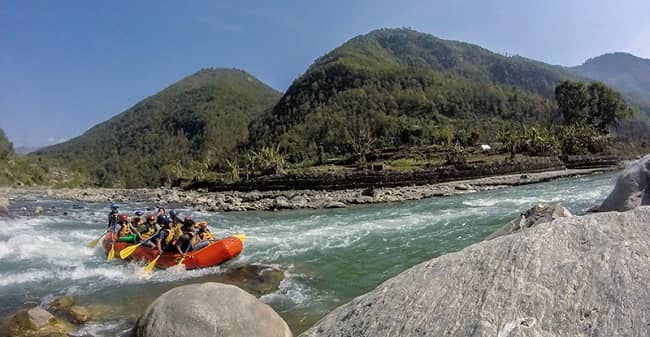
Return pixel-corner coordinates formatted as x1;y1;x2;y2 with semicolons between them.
102;233;243;270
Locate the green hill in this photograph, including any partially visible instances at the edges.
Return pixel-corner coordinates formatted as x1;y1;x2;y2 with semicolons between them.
35;68;281;187
250;28;578;160
570;52;650;111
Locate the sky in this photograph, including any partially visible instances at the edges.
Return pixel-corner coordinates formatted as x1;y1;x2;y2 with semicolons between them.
1;0;649;148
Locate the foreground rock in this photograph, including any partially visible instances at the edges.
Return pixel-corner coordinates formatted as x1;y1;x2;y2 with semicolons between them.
6;307;72;337
597;154;650;212
486;203;572;240
133;283;292;337
0;188;8;217
301;207;650;337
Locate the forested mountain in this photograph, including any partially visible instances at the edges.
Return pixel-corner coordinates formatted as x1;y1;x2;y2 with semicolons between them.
570;53;650;111
35;68;281;187
250;28;578;160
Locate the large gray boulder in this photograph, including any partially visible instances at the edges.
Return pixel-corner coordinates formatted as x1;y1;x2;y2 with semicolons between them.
485;203;572;240
597;154;650;212
300;207;650;337
133;283;292;337
0;189;9;217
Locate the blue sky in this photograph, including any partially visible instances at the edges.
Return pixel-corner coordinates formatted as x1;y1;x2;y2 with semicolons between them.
2;0;649;147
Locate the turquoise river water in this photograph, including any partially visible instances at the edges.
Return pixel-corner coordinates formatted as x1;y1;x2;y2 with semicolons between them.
0;172;617;336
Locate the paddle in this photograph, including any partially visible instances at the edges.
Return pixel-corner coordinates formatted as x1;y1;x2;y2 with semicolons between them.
233;233;246;242
119;232;160;259
177;241;193;266
107;224;118;261
144;253;162;273
87;230;108;249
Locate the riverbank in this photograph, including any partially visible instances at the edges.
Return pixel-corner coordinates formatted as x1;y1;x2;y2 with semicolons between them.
5;167;617;213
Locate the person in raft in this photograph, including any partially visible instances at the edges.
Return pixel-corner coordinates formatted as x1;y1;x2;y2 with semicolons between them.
175;215;197;253
107;203;119;230
193;221;215;250
135;214;159;248
131;211;145;227
116;213;139;243
156;216;184;254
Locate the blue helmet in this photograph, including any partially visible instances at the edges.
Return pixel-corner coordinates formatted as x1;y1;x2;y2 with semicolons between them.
162;216;171;225
169;210;177;218
135;211;143;216
110;203;118;210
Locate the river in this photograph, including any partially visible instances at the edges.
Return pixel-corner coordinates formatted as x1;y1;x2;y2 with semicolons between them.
0;172;617;336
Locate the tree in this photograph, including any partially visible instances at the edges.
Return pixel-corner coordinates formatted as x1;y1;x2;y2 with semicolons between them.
586;82;633;132
555;81;589;125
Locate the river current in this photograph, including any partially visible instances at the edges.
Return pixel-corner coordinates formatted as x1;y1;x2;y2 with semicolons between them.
0;172;617;335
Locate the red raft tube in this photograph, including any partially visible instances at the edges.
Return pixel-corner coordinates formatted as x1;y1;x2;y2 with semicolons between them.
103;233;243;270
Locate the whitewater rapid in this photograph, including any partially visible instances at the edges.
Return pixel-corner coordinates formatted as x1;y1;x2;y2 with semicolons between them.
0;172;617;335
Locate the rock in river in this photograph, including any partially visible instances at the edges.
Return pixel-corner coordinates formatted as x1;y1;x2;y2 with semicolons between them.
6;307;72;337
597;154;650;212
300;207;650;337
133;282;292;337
485;203;572;240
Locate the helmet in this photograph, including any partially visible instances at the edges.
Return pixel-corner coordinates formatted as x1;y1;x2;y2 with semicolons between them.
198;222;208;230
135;211;143;216
118;214;128;222
110;203;118;210
184;216;193;223
169;210;177;218
162;217;171;225
146;214;155;222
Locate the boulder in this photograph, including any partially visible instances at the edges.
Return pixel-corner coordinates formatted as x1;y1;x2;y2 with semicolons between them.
597;154;650;212
132;283;292;337
0;192;8;217
7;307;72;337
300;207;650;337
272;196;293;210
485;203;572;240
290;195;309;208
66;306;90;324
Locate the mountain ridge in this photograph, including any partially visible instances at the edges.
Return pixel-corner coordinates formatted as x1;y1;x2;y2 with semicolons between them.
36;68;282;187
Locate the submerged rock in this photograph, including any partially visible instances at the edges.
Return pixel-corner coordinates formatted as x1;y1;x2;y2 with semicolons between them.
7;307;72;337
486;203;572;240
596;154;650;212
300;207;650;337
132;283;292;337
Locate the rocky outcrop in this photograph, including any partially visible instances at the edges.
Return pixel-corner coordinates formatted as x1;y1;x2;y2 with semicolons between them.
596;154;650;212
300;207;650;337
133;283;292;337
485;203;572;240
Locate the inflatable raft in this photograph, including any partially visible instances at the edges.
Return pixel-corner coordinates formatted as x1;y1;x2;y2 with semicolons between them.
102;233;243;270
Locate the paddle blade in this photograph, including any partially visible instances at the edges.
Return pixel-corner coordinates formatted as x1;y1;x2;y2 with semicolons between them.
144;255;161;273
177;257;186;266
119;243;141;259
107;245;115;261
233;233;246;242
87;238;100;249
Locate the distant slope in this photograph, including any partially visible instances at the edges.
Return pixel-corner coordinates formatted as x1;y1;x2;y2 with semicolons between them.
36;68;281;187
571;53;650;111
250;28;576;158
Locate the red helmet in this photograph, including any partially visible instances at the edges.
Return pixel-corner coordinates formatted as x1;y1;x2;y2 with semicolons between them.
146;214;155;222
184;216;193;223
118;214;128;222
198;222;208;230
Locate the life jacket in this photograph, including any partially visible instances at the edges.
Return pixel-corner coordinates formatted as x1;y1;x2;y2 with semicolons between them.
117;222;131;237
160;227;175;245
170;223;183;243
131;216;144;227
197;230;214;241
139;222;157;239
